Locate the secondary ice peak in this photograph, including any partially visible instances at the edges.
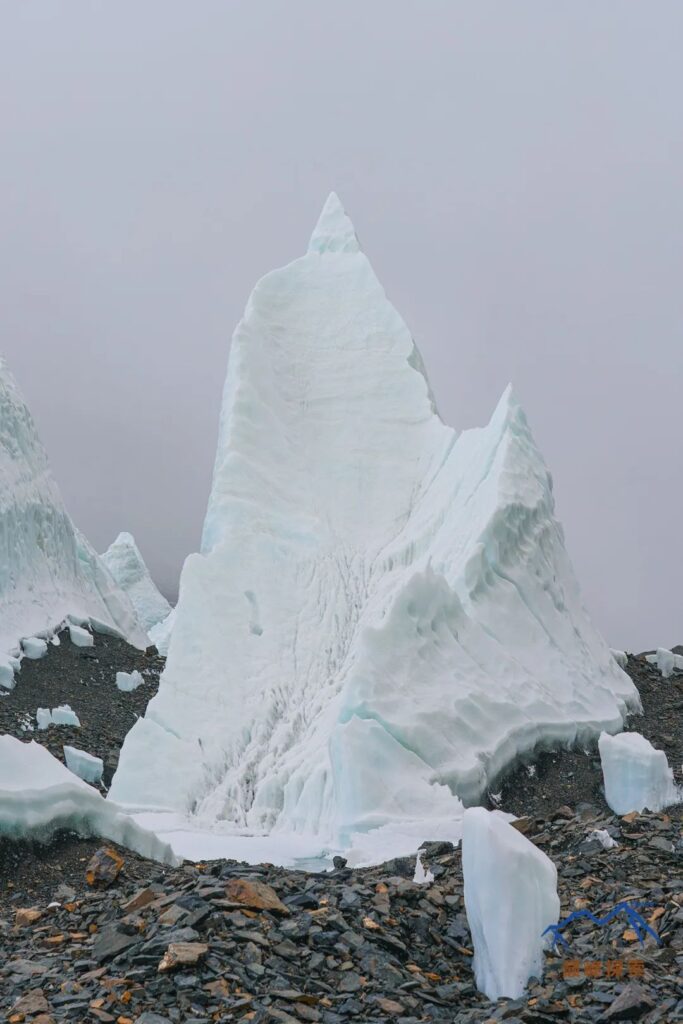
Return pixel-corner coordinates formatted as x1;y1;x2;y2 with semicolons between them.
308;192;360;254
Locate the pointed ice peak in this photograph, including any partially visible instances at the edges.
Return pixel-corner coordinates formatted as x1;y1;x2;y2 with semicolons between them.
308;192;360;255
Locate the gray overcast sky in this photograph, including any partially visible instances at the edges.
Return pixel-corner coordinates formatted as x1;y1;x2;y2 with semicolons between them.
0;2;681;651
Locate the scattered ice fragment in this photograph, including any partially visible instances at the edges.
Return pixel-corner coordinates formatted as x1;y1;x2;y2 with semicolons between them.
588;828;618;850
63;745;103;785
36;705;81;729
526;765;537;778
52;705;80;727
0;660;16;691
22;637;48;660
598;731;681;815
645;647;683;678
610;648;628;670
0;735;178;863
101;532;172;635
413;851;434;885
463;807;560;1001
50;634;60;646
68;624;94;648
36;708;52;730
116;670;144;692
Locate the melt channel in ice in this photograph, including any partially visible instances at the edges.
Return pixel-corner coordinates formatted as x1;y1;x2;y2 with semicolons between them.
111;193;639;865
0;359;149;687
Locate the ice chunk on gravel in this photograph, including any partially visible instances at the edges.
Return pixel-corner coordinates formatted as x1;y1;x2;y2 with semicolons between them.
68;624;94;648
36;704;80;730
645;647;683;677
64;745;103;785
22;637;48;660
0;660;17;691
463;807;560;1000
599;731;681;814
0;735;178;863
116;670;144;692
588;828;619;849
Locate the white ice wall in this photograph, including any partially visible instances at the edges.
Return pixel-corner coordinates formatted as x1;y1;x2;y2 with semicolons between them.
0;360;148;664
111;195;638;846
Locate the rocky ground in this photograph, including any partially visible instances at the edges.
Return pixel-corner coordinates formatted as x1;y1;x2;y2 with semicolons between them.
0;629;164;788
0;640;681;1022
496;653;683;820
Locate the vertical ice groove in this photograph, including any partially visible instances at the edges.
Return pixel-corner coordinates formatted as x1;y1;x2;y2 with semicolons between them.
111;196;640;843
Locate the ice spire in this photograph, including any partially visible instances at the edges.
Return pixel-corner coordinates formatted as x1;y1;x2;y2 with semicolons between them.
307;192;360;254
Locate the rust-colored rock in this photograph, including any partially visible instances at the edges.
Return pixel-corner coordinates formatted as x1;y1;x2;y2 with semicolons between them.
509;816;534;835
11;990;50;1016
120;887;157;914
158;941;209;973
86;847;125;888
14;907;42;928
224;878;289;915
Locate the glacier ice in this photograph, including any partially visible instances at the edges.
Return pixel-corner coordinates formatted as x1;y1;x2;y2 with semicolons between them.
111;193;639;852
610;648;628;670
102;532;172;635
645;647;683;678
22;637;48;660
149;607;176;656
462;807;559;1000
64;744;103;785
599;731;681;815
116;670;144;692
0;736;178;863
0;360;149;661
69;623;94;648
36;704;80;730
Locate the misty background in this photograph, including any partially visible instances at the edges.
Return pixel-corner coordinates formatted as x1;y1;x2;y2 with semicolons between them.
0;2;680;651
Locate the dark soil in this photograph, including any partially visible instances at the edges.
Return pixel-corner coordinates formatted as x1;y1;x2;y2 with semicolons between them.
0;629;164;787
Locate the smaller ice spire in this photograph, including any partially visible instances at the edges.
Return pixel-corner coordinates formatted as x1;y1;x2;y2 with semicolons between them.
308;192;360;254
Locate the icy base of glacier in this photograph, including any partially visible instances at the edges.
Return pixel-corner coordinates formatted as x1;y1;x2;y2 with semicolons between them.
128;807;466;870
